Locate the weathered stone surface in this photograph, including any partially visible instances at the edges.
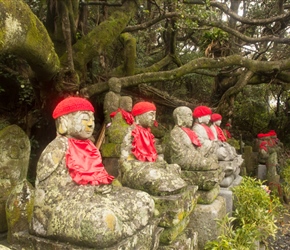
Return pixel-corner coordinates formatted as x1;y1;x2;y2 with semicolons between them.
10;220;162;250
29;135;158;249
100;143;121;158
6;180;34;243
0;125;30;233
181;168;224;191
158;228;198;250
106;112;130;144
119;160;187;196
197;185;220;204
188;196;226;250
153;185;198;228
159;216;190;245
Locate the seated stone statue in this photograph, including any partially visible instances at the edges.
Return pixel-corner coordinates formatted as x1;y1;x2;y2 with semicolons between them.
164;106;223;192
165;106;219;171
210;113;238;158
192;107;243;187
119;101;188;196
29;97;158;249
192;106;236;161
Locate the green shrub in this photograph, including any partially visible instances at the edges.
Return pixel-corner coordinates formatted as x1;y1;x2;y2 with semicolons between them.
205;177;283;250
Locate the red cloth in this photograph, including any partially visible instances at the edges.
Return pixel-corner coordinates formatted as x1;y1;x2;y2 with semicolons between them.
213;125;227;142
259;141;268;152
193;106;212;118
181;127;201;147
201;124;215;140
110;108;134;125
224;129;232;139
53;97;94;119
66;138;114;185
131;124;157;162
132;102;156;117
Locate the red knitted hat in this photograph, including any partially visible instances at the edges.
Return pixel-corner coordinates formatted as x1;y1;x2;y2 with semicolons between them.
52;97;95;119
268;130;277;136
132;102;156;117
211;113;222;122
257;133;270;139
225;123;231;127
193;106;212;118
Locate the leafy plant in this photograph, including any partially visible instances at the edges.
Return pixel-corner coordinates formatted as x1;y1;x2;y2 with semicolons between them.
205;177;283;250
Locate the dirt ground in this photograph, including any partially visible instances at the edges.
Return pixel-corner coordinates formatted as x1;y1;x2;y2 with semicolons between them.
265;203;290;250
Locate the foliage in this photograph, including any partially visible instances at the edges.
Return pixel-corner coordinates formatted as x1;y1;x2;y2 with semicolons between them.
205;177;283;250
281;159;290;199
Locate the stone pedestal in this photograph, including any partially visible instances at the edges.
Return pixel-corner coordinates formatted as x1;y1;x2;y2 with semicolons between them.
188;196;226;250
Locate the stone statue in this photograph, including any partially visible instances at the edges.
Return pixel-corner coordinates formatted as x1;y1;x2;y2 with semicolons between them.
103;78;122;125
210;113;238;159
164;106;224;203
119;101;187;196
119;102;198;247
29;96;159;249
165;106;220;171
192;106;236;161
192;106;243;188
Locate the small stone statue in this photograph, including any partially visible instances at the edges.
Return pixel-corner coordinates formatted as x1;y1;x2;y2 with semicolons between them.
29;96;158;249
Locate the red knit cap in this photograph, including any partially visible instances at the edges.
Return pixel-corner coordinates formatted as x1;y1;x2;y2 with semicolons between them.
132;102;156;117
52;97;95;119
193;106;212;118
257;133;270;139
225;123;231;127
211;113;222;122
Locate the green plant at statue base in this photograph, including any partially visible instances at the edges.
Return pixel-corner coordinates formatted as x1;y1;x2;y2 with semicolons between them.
205;177;283;250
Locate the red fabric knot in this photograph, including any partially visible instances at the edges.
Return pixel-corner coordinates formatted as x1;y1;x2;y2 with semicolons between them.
110;108;134;125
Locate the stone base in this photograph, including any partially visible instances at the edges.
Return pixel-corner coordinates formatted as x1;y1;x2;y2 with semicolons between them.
158;228;198;250
219;188;233;216
153;185;199;228
8;219;162;250
257;164;267;181
188;196;226;250
197;185;220;204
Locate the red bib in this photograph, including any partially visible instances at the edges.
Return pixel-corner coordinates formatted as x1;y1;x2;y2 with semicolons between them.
66;138;114;185
131;124;157;162
181;127;201;147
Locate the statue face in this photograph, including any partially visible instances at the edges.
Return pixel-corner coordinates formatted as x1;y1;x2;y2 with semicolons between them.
136;111;156;128
198;114;211;124
67;111;95;139
214;120;222;126
177;107;193;127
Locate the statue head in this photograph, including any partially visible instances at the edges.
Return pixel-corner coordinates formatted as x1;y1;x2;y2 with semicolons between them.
193;106;212;125
211;113;222;126
173;106;193;127
52;97;95;139
119;96;133;112
132;102;156;128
